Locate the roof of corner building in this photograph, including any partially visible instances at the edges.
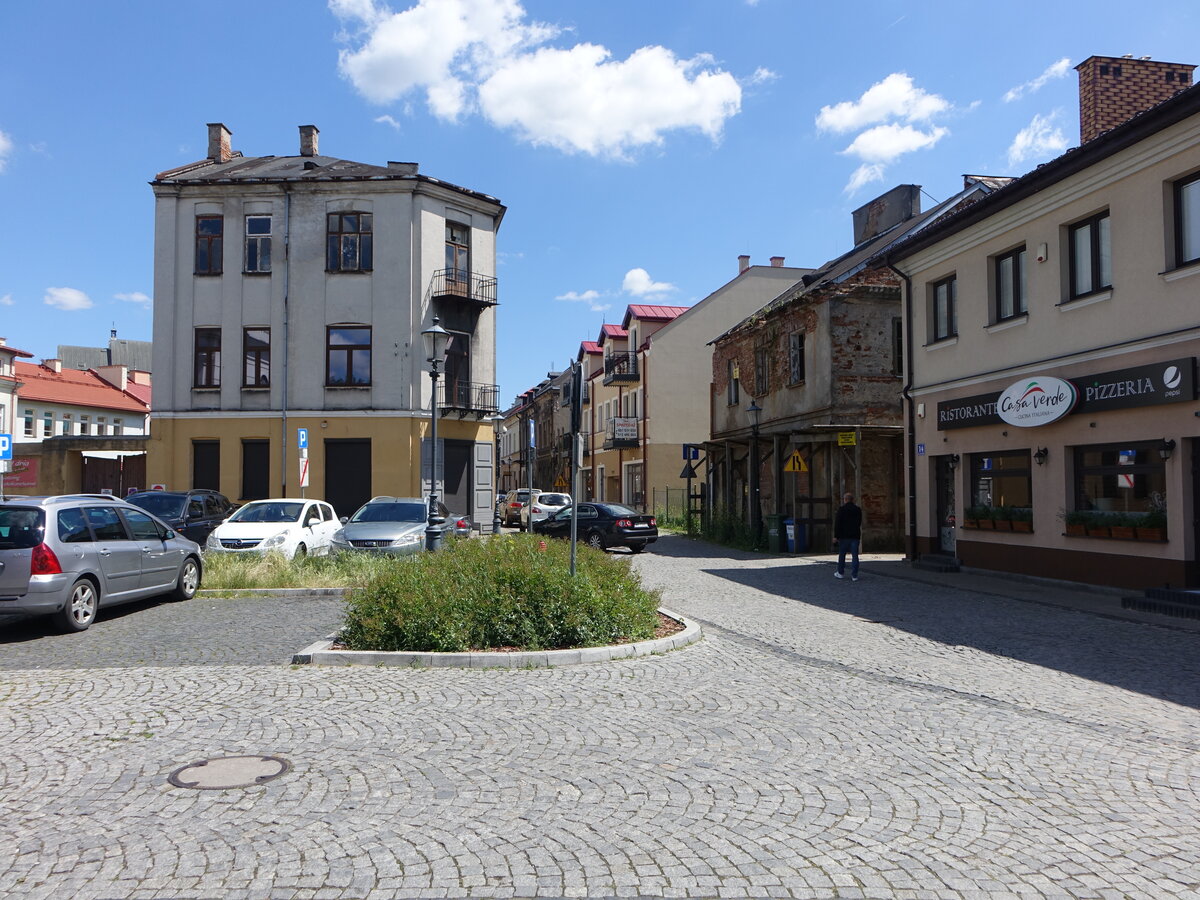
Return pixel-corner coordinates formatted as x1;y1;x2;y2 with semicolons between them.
152;151;504;209
0;344;35;358
887;79;1200;263
13;362;149;413
622;305;691;326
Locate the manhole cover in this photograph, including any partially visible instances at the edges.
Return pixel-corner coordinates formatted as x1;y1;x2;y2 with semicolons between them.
168;755;291;790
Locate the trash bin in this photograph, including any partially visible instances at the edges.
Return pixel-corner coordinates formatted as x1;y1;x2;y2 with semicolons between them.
765;514;785;553
785;519;808;553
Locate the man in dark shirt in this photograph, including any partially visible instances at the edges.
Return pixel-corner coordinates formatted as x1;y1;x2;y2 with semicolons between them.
833;492;863;581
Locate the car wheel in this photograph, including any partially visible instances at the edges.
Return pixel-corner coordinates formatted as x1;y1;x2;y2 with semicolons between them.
294;543;307;559
172;556;201;601
56;579;98;633
586;531;605;551
629;545;645;554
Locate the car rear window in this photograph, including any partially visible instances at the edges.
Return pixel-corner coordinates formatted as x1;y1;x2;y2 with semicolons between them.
538;494;570;506
351;502;425;523
0;507;45;549
129;493;187;518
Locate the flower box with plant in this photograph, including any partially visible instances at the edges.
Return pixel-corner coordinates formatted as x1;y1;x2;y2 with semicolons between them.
992;506;1014;531
1136;506;1167;542
1009;507;1033;533
976;506;996;530
962;506;987;529
1108;513;1137;541
1061;509;1088;537
1085;511;1111;538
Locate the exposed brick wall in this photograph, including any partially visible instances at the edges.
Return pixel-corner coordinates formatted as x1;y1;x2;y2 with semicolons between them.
1077;56;1195;143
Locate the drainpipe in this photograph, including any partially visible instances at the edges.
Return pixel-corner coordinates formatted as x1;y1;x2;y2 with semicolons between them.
888;261;918;562
640;346;648;511
280;185;292;496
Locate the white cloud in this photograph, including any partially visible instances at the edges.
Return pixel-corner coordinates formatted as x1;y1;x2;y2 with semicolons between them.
816;73;949;134
44;287;92;311
0;293;13;306
0;129;12;173
846;164;885;194
622;268;676;299
1004;58;1071;103
841;123;947;164
374;114;403;130
479;44;741;158
747;67;777;85
555;289;609;311
1008;111;1068;167
115;291;152;311
332;0;742;158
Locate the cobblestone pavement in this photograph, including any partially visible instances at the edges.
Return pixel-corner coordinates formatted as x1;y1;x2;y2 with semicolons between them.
1;537;1198;900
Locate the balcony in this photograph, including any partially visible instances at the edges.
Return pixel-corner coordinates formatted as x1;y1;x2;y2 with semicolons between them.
436;380;500;417
603;351;639;385
427;268;498;309
603;416;639;450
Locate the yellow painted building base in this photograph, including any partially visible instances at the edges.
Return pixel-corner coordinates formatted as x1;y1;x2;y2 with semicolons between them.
147;414;489;505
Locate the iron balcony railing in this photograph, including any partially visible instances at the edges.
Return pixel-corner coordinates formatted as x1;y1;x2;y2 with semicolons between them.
427;268;498;307
436;380;500;415
603;416;640;449
602;351;639;385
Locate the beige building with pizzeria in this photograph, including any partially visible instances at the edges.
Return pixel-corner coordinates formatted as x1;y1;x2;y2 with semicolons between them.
888;56;1200;589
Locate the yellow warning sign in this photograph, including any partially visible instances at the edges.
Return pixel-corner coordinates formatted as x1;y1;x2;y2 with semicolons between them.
554;476;568;488
837;432;857;446
784;451;808;473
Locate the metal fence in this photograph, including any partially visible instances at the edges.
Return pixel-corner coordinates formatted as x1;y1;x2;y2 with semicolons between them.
651;487;690;525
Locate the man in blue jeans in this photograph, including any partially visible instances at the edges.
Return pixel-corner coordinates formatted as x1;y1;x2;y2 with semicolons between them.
833;492;862;581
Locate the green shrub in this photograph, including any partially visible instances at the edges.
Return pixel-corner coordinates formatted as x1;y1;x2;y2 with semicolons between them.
339;534;662;652
1141;507;1168;529
700;505;761;551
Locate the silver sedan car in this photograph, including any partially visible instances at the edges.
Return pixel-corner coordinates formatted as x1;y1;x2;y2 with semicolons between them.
330;497;471;555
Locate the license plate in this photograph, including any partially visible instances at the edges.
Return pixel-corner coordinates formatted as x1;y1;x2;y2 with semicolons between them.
633;523;648;528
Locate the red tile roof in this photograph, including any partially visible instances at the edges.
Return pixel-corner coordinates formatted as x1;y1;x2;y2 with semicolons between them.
623;304;690;325
578;341;602;355
123;378;152;406
14;362;149;413
0;344;35;358
598;323;627;346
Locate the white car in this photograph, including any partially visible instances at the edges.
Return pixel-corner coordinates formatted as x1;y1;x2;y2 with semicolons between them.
519;491;572;527
205;498;339;559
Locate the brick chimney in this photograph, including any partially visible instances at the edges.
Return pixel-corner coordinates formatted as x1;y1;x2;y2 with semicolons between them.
299;124;319;157
738;254;750;274
207;123;233;162
770;256;785;267
44;359;62;373
1076;55;1195;143
852;184;921;246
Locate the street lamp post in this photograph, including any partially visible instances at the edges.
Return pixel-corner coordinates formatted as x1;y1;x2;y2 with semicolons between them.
747;398;762;547
490;413;506;534
422;317;451;552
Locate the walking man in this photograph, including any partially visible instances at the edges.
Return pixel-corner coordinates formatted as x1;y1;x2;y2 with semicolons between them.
833;492;863;581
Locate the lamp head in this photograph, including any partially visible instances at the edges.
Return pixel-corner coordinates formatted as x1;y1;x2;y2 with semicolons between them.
421;317;451;365
747;398;762;428
1033;447;1048;466
1159;438;1177;461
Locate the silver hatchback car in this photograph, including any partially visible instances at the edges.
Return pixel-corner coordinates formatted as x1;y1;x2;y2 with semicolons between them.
0;495;203;632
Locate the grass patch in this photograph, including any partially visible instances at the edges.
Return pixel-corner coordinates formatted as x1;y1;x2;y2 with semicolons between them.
200;550;398;591
339;534;662;652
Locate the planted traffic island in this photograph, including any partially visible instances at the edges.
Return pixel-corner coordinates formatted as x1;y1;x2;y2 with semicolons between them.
291;534;700;668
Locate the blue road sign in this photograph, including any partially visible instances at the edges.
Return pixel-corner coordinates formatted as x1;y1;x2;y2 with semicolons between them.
916;443;925;456
0;433;11;460
682;443;699;460
297;428;308;450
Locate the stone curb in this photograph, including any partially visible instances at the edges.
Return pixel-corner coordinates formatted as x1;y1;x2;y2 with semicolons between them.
292;608;701;668
198;588;350;598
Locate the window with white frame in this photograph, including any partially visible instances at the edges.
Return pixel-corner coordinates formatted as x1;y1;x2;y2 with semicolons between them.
23;409;33;437
112;418;123;435
97;416;107;435
79;415;90;435
995;246;1027;321
1175;171;1200;268
244;215;272;273
42;411;53;437
931;275;957;341
62;413;72;435
1068;211;1111;298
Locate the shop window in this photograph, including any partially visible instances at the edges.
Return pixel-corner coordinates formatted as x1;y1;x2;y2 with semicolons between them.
1068;211;1111;298
970;451;1031;511
1174;171;1200;268
1073;442;1166;515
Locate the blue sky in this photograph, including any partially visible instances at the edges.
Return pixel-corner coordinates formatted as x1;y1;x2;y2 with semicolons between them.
1;1;1196;403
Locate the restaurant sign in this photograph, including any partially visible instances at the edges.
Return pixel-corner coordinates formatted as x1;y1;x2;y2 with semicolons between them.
997;377;1077;427
936;357;1195;430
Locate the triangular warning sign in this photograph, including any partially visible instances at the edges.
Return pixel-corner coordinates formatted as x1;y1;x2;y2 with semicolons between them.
680;463;698;479
784;451;808;473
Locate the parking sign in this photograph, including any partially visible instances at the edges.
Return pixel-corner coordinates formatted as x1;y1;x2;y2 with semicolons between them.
297;428;308;450
0;433;12;460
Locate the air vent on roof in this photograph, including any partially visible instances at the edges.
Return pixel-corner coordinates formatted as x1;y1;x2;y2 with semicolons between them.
303;161;319;171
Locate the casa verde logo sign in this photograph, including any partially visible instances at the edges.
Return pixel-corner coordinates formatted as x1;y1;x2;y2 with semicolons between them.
997;377;1078;427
